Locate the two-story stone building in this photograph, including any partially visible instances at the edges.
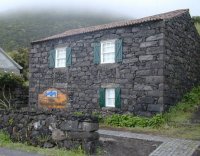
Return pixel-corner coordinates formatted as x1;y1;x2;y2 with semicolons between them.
29;9;200;116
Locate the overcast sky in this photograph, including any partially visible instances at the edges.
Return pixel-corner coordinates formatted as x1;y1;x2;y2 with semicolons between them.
0;0;199;18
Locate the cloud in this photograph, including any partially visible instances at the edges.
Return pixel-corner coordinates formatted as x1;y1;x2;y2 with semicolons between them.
0;0;199;17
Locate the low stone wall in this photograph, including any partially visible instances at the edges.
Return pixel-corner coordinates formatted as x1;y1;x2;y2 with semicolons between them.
0;85;28;109
11;86;29;109
0;109;99;154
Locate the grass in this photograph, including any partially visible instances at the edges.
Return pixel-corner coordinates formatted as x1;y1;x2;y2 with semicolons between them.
0;131;84;156
101;121;200;140
100;86;200;140
100;124;200;140
195;23;200;35
163;86;200;124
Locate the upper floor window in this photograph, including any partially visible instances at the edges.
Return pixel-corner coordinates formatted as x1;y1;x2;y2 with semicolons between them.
55;48;66;68
48;47;71;68
93;39;122;64
101;40;115;64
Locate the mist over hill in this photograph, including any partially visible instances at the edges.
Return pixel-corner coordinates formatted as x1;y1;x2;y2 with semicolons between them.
1;9;198;52
0;10;125;51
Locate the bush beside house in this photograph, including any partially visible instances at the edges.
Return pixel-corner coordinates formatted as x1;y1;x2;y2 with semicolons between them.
0;72;28;109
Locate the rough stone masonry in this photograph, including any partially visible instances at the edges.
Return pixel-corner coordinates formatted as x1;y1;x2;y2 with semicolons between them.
29;9;200;116
0;109;99;154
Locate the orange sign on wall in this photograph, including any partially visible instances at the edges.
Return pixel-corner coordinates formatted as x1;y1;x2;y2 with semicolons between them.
38;88;69;109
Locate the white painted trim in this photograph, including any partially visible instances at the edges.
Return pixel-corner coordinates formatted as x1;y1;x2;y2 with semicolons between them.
105;88;115;107
55;47;67;68
100;39;116;64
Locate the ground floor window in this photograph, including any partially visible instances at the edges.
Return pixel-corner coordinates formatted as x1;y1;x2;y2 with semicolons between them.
99;87;121;108
105;88;115;107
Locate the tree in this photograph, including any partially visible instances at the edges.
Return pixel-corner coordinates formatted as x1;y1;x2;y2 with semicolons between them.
192;16;200;24
0;72;24;109
9;48;29;81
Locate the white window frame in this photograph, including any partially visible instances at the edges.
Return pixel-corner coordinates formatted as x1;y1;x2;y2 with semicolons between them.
105;88;115;107
55;47;66;68
101;40;116;64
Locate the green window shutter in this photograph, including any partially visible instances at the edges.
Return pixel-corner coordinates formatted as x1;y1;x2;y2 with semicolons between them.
115;88;121;108
93;43;100;64
99;88;105;108
66;47;72;66
48;49;55;68
115;39;123;63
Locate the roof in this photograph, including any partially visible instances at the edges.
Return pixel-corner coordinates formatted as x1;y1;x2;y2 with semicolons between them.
0;48;23;70
32;9;189;44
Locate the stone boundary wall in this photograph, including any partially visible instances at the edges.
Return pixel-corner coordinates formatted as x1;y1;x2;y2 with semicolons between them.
12;86;29;109
0;86;28;109
0;110;99;154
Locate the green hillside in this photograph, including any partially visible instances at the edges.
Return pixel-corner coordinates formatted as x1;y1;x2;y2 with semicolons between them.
193;16;200;35
0;11;122;51
195;23;200;34
0;12;199;52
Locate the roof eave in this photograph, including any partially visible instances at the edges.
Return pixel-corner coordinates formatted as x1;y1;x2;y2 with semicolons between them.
31;9;189;44
31;19;162;44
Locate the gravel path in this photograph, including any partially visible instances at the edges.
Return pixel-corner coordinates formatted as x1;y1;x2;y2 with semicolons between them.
98;129;200;156
0;147;42;156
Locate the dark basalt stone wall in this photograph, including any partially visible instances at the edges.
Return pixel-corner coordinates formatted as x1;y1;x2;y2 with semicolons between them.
12;86;29;109
163;12;200;110
30;20;165;116
29;11;200;116
0;110;99;154
0;86;28;109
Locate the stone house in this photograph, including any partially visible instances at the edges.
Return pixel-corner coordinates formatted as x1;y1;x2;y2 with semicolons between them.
30;9;200;116
0;47;22;75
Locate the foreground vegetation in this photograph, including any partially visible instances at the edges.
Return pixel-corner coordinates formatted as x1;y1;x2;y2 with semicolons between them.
193;16;200;35
195;23;200;35
100;86;200;140
0;72;26;110
0;131;84;156
8;48;29;80
0;85;200;155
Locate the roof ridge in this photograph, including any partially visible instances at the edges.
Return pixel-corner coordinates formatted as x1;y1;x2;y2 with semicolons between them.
32;9;189;44
0;47;23;70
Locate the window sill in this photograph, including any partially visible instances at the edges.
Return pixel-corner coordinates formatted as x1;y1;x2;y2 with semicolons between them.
101;62;115;64
55;67;66;69
102;107;118;111
98;63;119;69
52;67;68;72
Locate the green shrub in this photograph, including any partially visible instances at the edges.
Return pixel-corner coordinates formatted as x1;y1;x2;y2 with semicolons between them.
103;86;200;129
0;72;24;88
104;114;165;128
8;118;14;126
148;114;165;128
163;86;200;122
0;131;11;144
73;111;84;116
0;72;26;109
92;112;104;123
195;23;200;35
8;48;29;81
